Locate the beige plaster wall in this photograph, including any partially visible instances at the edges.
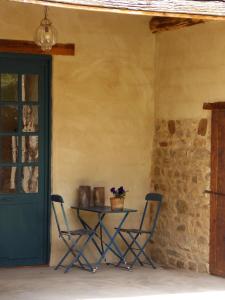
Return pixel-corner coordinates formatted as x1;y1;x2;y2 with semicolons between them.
151;22;225;272
0;1;156;264
155;21;225;120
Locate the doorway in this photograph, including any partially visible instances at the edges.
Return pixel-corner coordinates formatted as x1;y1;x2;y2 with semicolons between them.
0;53;51;266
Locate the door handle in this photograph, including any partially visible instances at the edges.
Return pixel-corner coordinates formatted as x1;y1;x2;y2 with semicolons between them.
204;190;225;197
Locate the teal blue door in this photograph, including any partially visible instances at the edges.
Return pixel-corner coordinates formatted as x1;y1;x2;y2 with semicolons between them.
0;53;51;266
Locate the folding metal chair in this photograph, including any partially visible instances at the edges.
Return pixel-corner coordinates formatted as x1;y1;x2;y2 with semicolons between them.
116;193;162;269
51;194;96;273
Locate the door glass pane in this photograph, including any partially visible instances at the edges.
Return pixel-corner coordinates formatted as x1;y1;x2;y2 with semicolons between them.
22;75;38;102
22;136;38;162
0;136;18;163
0;167;17;193
0;74;18;101
0;106;18;132
22;166;38;193
22;105;38;132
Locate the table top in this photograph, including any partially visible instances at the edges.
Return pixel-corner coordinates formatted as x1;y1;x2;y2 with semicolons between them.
71;205;137;214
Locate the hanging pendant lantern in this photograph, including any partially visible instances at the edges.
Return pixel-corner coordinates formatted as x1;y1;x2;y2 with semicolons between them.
34;7;57;51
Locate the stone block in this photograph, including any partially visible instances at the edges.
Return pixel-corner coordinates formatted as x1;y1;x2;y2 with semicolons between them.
198;236;208;245
176;200;188;214
159;142;168;147
198;263;207;273
198;119;208;136
188;261;197;271
168;120;176;135
167;249;179;257
177;261;185;269
168;257;176;266
177;224;186;232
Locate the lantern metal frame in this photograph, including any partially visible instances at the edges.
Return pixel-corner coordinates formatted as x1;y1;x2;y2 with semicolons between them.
34;7;57;51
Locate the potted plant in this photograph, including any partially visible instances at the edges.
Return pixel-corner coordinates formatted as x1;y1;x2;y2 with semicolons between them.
110;186;127;211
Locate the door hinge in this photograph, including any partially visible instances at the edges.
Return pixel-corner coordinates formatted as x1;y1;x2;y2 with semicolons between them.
204;190;225;197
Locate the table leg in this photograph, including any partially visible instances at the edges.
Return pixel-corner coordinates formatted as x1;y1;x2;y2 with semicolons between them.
77;209;105;257
77;210;122;260
95;212;131;270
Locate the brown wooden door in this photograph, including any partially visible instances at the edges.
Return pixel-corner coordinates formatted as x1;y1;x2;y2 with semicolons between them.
210;109;225;276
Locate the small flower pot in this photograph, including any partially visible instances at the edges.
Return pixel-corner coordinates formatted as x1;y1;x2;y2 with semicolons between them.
110;197;124;211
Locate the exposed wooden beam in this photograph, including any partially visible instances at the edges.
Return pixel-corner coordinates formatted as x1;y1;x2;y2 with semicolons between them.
9;0;225;21
0;39;75;56
203;102;225;110
150;17;204;33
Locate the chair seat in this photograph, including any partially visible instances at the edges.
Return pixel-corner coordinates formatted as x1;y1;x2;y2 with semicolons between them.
116;228;151;234
61;229;93;236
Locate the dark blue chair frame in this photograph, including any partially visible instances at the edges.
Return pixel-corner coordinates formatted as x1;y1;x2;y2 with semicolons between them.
51;194;96;273
117;193;163;269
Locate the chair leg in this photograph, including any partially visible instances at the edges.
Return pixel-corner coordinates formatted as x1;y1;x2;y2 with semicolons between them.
55;236;81;270
78;252;96;272
133;237;156;268
129;233;156;269
117;232;140;266
145;255;156;269
131;248;156;269
64;232;96;273
118;232;143;266
56;235;96;273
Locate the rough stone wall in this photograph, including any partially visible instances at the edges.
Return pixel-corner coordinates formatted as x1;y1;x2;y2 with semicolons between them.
150;118;211;272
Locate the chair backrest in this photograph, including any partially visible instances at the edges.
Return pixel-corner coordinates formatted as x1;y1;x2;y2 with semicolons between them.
51;194;71;238
139;193;163;236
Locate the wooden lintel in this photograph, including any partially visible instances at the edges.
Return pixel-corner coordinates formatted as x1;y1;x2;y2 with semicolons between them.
9;0;225;21
150;17;204;33
0;39;75;56
203;102;225;110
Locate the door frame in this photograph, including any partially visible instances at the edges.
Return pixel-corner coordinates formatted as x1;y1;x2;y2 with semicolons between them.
0;52;52;265
204;102;225;276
